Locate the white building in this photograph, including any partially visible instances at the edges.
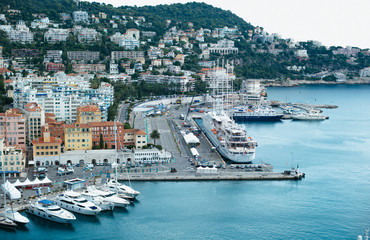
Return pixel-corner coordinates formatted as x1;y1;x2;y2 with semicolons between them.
7;29;33;43
359;67;370;77
133;148;172;164
73;11;89;22
44;28;69;42
12;73;114;123
208;39;238;55
110;62;119;74
77;28;100;43
295;49;309;58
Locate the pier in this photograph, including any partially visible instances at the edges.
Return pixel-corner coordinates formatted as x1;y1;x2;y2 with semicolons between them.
116;171;305;181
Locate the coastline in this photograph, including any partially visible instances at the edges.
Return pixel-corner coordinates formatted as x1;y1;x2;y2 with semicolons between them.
262;77;370;87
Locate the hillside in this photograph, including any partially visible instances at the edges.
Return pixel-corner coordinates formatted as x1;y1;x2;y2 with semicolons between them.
0;0;369;80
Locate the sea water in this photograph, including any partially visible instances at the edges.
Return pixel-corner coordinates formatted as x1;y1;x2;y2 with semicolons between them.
3;85;370;240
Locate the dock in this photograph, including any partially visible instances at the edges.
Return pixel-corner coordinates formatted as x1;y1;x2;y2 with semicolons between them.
116;171;305;181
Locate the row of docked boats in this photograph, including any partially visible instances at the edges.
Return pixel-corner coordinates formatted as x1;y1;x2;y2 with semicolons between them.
0;180;140;229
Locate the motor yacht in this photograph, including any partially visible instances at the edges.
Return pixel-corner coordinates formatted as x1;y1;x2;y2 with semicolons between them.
104;179;140;198
86;186;130;208
80;191;115;211
27;199;76;224
55;191;101;216
4;209;29;225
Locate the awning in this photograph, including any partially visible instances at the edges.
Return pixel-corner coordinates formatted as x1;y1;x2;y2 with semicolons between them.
2;180;21;200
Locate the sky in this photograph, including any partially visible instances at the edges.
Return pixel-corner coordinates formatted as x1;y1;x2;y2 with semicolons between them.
85;0;370;49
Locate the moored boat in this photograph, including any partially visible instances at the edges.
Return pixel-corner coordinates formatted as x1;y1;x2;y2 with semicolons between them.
27;199;76;224
55;191;101;216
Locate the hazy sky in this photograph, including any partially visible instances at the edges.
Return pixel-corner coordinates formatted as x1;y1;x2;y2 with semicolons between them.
85;0;370;49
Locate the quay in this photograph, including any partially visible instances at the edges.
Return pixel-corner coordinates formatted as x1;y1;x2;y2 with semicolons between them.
116;171;305;181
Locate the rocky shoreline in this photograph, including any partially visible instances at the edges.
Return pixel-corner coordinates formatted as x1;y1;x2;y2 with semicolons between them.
262;77;370;87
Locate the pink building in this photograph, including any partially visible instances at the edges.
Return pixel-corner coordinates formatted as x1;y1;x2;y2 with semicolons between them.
0;108;26;151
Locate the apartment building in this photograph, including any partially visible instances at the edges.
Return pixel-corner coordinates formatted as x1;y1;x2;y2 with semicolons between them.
89;121;125;149
24;102;45;144
72;64;106;73
64;123;92;151
67;51;100;61
32;128;62;166
0;108;26;151
111;51;145;61
11;49;39;58
44;28;69;43
73;11;88;22
0;137;26;177
76;105;102;124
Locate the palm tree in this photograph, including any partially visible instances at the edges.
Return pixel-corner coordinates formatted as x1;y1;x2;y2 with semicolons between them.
150;130;160;145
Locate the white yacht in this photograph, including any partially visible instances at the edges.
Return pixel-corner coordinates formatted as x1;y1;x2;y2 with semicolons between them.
27;199;76;224
292;110;327;120
104;179;140;198
55;191;101;216
4;209;29;225
80;191;115;211
86;186;130;208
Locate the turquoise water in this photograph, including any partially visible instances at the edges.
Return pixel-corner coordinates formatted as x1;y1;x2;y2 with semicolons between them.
3;85;370;239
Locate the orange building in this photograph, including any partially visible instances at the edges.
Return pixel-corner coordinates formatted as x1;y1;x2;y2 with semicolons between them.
89;121;125;149
76;105;102;124
42;121;65;143
32;128;62;165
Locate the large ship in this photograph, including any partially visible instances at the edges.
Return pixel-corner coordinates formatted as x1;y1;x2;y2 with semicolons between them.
233;105;284;122
201;110;258;163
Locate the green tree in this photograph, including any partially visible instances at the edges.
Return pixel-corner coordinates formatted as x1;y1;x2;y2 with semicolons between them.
150;130;160;145
99;133;104;149
124;122;132;129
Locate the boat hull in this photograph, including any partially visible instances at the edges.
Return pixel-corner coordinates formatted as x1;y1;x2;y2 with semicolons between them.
26;207;74;224
233;114;284;122
55;200;100;216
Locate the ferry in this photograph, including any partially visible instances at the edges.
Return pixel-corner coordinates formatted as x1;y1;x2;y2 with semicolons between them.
200;111;257;163
233;105;284;122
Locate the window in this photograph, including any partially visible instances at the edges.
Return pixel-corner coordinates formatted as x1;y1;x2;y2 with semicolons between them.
55;151;58;155
36;146;40;150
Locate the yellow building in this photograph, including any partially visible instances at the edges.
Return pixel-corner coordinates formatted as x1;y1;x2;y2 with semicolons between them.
76;105;101;124
123;129;147;149
64;123;92;151
0;137;26;177
32;128;62;166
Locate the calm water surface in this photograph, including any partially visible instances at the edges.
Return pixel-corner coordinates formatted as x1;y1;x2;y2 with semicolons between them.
3;85;370;240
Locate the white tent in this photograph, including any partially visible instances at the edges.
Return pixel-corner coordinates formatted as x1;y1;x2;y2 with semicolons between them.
32;177;42;185
2;180;21;200
41;176;52;185
190;148;200;158
22;178;32;186
12;179;22;187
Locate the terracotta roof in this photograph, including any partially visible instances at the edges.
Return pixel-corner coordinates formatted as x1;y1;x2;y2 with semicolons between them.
5;108;23;115
32;136;62;145
123;129;147;135
65;123;90;128
4;79;12;84
89;121;124;127
45;117;56;123
45;112;55;117
77;105;101;112
0;68;11;73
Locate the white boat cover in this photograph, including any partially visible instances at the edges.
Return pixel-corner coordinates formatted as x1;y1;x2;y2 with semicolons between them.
183;133;200;145
2;180;21;199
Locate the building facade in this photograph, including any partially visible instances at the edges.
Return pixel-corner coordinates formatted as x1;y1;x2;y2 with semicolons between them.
76;105;102;124
24;102;45;144
32;129;62;166
0;109;26;151
64;123;92;151
0;137;26;177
